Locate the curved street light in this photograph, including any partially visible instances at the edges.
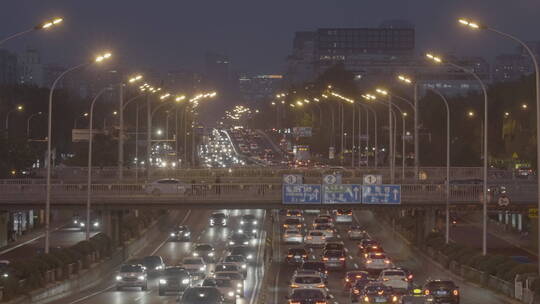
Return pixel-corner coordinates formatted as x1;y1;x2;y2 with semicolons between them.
0;17;63;46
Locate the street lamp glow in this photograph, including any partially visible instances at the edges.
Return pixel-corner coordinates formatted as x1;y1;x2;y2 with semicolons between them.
129;75;143;83
271;102;276;106
398;75;412;84
83;113;89;117
375;88;388;96
426;53;443;63
113;111;118;116
160;93;171;100
522;103;528;109
296;101;303;106
504;112;510;118
16;105;24;111
175;95;186;102
156;129;163;136
95;52;112;63
458;18;481;29
39;17;63;30
467;111;475;118
403;112;408;117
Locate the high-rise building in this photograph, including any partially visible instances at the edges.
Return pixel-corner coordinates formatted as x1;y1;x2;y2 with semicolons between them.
238;74;283;104
18;48;44;87
205;52;230;92
492;41;540;83
165;70;203;93
0;49;18;85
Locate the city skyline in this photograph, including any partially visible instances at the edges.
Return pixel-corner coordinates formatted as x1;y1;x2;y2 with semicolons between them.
1;0;539;74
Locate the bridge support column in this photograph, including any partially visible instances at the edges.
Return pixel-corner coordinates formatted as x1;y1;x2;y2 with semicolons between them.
0;211;8;247
103;210;123;247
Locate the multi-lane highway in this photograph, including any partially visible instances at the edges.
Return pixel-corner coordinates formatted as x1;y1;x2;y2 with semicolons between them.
54;209;266;304
273;210;514;304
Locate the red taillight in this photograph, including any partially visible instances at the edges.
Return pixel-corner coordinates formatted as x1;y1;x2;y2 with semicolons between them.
323;257;329;261
425;290;430;296
453;289;459;296
339;257;346;261
287;254;293;258
345;278;350;282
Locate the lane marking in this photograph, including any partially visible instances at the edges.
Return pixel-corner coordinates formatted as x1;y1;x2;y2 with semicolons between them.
354;263;359;269
0;223;67;256
348;255;353;260
344;248;349;253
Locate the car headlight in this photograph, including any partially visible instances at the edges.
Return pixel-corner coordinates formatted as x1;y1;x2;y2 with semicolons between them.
115;275;122;281
247;254;253;260
182;279;190;284
228;291;235;297
241;264;246;269
238;229;243;233
80;222;85;227
193;252;199;256
93;222;99;227
137;276;145;280
243;241;249;245
170;233;176;237
229;241;235;245
253;221;258;225
252;229;257;234
156;265;163;270
2;273;8;278
199;266;206;271
208;252;214;257
240;221;244;225
73;220;78;224
237;283;243;288
159;279;167;284
184;232;190;236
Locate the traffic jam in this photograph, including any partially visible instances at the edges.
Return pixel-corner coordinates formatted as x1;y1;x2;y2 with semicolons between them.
279;209;460;304
113;210;264;304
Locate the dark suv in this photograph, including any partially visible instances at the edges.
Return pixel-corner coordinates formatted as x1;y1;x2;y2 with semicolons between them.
423;280;460;304
210;212;228;227
158;266;191;295
170;225;191;241
286;288;328;304
286;248;308;265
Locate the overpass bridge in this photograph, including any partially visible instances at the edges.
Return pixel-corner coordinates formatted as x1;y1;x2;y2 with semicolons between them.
0;182;536;210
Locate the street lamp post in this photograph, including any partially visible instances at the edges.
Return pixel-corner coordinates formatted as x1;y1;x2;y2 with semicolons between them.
0;17;63;46
459;17;540;268
45;52;112;253
426;52;489;255
85;87;111;240
429;88;451;244
362;95;379;168
27;111;43;138
5;105;24;132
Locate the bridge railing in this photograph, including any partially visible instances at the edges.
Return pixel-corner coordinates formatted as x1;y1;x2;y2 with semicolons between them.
0;182;535;203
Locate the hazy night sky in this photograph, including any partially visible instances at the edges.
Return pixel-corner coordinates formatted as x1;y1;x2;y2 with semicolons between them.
1;0;540;75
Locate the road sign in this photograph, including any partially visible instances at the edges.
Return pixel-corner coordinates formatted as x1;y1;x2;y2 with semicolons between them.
363;174;382;185
529;208;538;219
283;184;322;204
329;147;335;160
323;174;342;185
322;184;362;204
283;174;303;185
362;185;401;204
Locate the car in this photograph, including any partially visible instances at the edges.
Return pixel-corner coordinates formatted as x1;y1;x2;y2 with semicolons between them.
181;257;207;279
76;218;100;231
358;239;382;255
400;288;428;304
349;276;375;302
313;224;336;239
379;269;410;292
0;260;10;279
202;278;237;303
286;248;308;265
240;214;258;226
333;209;353;223
180;286;225;304
286;288;329;304
362;245;385;258
364;252;392;274
214;272;245;297
169;225;191;241
237;225;258;238
222;255;248;276
324;241;345;252
145;178;187;195
423;280;460;304
358;282;398;303
283;218;304;230
115;264;147;291
312;217;333;228
193;243;216;262
348;226;368;240
283;229;303;244
228;245;256;264
304;230;326;247
289;273;327;295
228;233;251;247
286;210;303;218
210;212;228;227
299;261;328;283
214;263;244;279
321;250;346;270
344;270;369;289
158;266;191;295
142;256;165;275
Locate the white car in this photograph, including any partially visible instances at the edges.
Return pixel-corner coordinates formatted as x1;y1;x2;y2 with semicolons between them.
364;252;392;273
348;226;368;240
313;224;335;239
215;272;245;297
145;178;187;195
379;269;410;291
181;257;207;279
333;209;353;224
283;229;303;244
304;230;326;247
312;217;333;228
289;274;327;295
202;278;237;303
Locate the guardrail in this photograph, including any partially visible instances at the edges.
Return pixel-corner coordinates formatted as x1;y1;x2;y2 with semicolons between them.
4;167;531;184
0;182;536;204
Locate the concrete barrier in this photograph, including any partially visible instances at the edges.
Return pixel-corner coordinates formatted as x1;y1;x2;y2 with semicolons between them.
4;212;174;304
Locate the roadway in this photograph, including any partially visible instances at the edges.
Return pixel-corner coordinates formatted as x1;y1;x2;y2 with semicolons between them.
273;210;515;304
54;208;266;304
